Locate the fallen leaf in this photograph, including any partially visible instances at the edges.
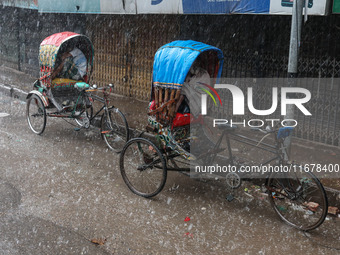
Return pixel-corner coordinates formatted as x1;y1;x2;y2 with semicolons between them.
91;238;107;245
328;206;339;215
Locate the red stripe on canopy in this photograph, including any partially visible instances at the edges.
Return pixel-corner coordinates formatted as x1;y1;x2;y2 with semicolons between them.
40;31;79;47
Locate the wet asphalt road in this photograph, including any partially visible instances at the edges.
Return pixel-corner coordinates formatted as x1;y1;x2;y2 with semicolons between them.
0;92;339;255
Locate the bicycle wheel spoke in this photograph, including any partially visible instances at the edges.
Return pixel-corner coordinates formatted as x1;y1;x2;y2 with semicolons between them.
27;95;46;135
268;169;328;231
120;138;167;197
101;108;129;152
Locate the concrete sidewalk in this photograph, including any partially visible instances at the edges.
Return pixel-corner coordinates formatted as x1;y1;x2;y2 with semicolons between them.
1;65;339;206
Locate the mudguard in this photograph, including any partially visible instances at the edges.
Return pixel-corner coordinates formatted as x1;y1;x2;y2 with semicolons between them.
26;90;49;107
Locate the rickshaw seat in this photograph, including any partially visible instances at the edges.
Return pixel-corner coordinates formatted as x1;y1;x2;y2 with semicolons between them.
50;78;81;104
74;82;90;91
172;113;191;127
51;78;78;89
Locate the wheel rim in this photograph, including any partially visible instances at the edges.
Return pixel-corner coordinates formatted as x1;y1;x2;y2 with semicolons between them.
102;109;128;152
120;139;167;197
27;95;46;134
268;171;328;231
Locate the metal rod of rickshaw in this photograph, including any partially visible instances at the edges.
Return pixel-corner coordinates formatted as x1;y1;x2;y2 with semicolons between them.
88;93;106;104
154;88;159;121
228;133;278;154
204;129;231;165
159;88;163;106
90;105;105;121
164;88;169;116
166;167;191;171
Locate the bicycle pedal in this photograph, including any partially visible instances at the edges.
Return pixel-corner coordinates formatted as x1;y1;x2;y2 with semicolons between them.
226;194;234;202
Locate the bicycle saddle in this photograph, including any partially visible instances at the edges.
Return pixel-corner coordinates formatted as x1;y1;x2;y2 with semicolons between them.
75;82;90;91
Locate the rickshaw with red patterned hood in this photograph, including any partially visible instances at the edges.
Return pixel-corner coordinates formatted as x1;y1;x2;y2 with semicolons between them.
26;31;129;152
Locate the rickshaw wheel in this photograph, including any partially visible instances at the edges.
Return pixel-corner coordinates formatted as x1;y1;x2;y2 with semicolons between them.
101;107;129;153
267;168;328;231
26;94;47;135
120;138;167;198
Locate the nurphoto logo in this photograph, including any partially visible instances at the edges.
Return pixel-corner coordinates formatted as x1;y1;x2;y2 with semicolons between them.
201;83;312;128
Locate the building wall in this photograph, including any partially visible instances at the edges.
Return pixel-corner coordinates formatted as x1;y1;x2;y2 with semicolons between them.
0;6;86;76
0;6;21;69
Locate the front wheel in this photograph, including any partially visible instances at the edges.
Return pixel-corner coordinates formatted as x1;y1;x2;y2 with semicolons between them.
101;107;129;153
267;168;328;231
26;94;47;135
120;138;167;198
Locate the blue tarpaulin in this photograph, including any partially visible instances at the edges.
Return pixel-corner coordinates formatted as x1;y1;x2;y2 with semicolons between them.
182;0;270;14
152;40;224;89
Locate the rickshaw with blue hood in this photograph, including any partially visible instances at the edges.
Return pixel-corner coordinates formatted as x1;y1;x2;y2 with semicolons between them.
119;40;224;195
26;31;129;152
119;40;328;231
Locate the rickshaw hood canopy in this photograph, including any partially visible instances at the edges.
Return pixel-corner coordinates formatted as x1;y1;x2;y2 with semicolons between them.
39;31;94;70
152;40;224;89
40;31;79;47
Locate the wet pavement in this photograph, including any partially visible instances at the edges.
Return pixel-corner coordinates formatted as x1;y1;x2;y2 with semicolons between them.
1;87;340;254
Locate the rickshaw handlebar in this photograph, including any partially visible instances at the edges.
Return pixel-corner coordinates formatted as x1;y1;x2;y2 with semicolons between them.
87;83;114;91
90;83;114;90
86;84;115;103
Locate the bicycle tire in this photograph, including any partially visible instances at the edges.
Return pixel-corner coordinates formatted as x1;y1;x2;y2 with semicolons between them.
267;168;328;231
26;94;47;135
120;138;167;198
101;107;129;153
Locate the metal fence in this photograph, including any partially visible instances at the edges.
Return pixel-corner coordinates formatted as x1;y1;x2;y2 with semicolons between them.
213;78;340;146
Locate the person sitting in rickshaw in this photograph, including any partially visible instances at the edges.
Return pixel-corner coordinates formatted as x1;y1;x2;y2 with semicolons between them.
176;63;211;117
166;61;212;158
51;46;87;81
49;46;88;111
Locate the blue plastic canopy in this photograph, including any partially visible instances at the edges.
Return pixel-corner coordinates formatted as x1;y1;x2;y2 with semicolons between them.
152;40;224;89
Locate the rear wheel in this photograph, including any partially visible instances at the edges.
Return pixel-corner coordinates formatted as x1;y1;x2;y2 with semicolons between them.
26;94;46;135
120;138;167;197
101;107;129;153
267;169;328;231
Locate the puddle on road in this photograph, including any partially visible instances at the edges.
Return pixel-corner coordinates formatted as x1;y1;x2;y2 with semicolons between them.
0;181;21;212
